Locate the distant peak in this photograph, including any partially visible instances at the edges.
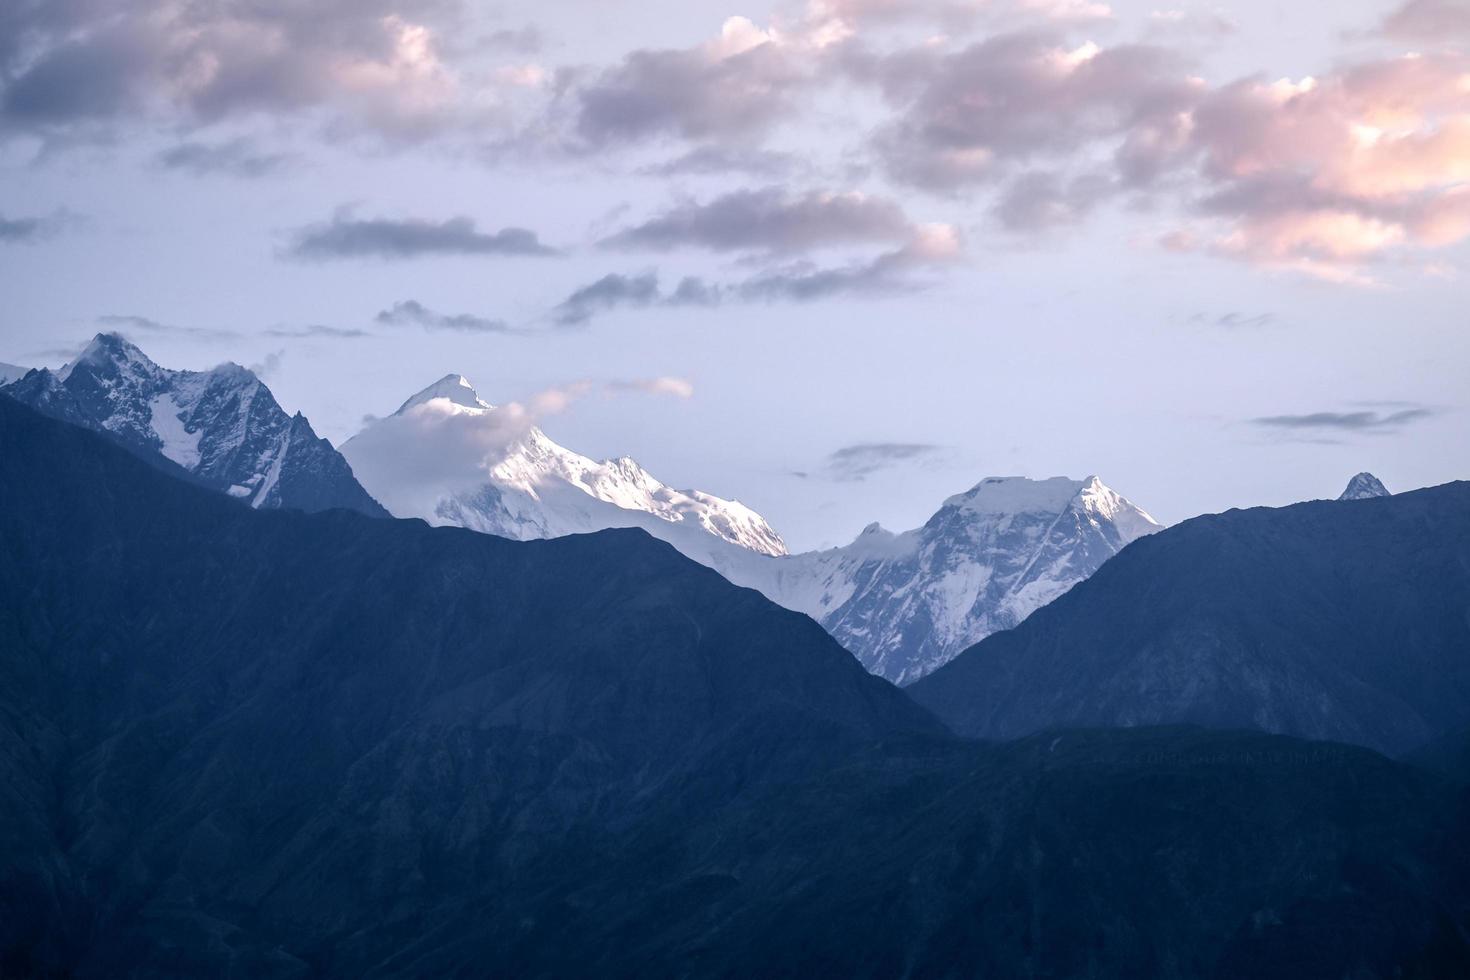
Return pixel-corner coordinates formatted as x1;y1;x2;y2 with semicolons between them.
58;332;157;382
394;374;493;415
1338;472;1390;501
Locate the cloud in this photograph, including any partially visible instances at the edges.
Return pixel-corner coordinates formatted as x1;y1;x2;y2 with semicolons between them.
573;16;815;148
605;377;696;398
641;146;800;178
0;215;45;242
97;313;240;341
264;324;370;339
286;209;558;260
249;350;286;378
155;139;297;178
824;441;944;480
848;22;1470;279
375;299;511;333
735;228;960;301
553;227;959;325
866;33;1198;191
602;187;922;254
0;0;471;141
1251;406;1438;438
993;170;1114;231
1163;55;1470;279
1379;0;1470;44
0;211;71;243
552;272;667;326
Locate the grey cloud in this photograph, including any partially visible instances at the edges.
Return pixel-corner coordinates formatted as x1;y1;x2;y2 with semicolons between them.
553;241;952;325
0;0;466;139
286;210;558;261
376;300;511;333
1252;408;1438;435
156;139;297;179
734;250;924;303
825;442;944;481
553;272;665;326
1380;0;1470;41
602;187;917;254
264;324;370;339
97;314;240;341
249;350;286;378
867;33;1197;191
0;210;74;243
993;171;1115;231
575;37;806;147
642;146;799;178
0;215;45;242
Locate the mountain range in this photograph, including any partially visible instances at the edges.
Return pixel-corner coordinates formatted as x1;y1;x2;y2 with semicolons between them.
910;479;1470;755
344;372;1160;682
1;334;386;517
4;394;1469;977
725;474;1161;683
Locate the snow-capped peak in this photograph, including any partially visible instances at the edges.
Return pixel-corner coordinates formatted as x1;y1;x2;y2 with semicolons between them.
1338;472;1390;501
394;374;493;415
942;475;1096;516
346;374;789;558
8;335;385;517
58;332;159;383
716;473;1163;685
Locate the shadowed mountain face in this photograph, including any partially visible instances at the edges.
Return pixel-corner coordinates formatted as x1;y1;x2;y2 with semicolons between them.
3;397;1469;978
910;485;1470;756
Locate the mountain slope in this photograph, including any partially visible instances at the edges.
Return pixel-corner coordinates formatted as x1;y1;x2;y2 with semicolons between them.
2;333;387;517
0;362;26;384
341;374;785;555
909;484;1470;755
3;397;1469;977
726;475;1161;683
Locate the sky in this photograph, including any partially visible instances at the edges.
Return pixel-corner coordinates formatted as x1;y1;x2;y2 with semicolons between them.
1;0;1468;549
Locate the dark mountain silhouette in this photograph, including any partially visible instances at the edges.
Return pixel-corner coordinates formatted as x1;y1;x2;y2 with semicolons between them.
910;485;1470;756
3;397;1468;977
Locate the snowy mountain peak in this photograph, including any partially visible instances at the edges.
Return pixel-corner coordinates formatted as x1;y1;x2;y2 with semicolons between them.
59;332;160;383
719;473;1163;685
0;362;28;385
4;336;386;517
942;475;1094;516
1339;472;1390;500
345;379;789;558
395;374;493;415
